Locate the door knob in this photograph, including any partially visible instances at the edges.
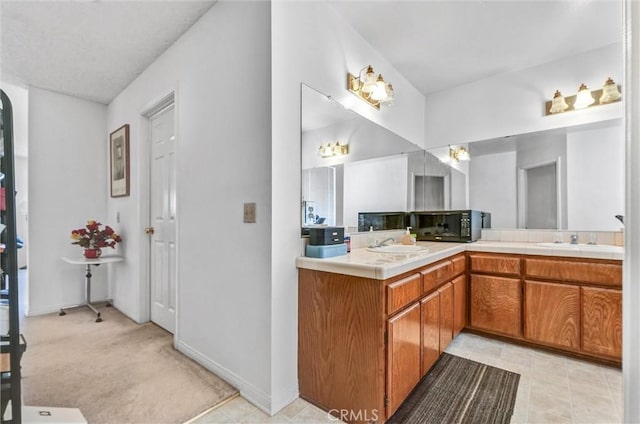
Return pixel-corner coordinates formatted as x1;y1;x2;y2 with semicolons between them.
145;227;155;235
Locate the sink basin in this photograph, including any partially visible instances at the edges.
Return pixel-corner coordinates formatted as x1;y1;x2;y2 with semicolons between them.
367;245;428;254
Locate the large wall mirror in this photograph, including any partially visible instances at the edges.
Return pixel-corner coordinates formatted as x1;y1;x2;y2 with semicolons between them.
301;83;624;235
301;84;465;234
460;118;624;231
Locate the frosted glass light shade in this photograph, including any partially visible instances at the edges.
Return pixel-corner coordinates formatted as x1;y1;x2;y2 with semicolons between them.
382;83;395;106
600;77;622;104
549;90;569;113
360;66;377;94
573;83;595;109
370;75;388;101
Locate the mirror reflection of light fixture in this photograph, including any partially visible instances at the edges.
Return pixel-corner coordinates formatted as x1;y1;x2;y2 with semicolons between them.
573;83;595;109
600;77;622;104
318;141;349;158
549;90;569;114
546;78;622;115
449;145;470;163
347;65;394;110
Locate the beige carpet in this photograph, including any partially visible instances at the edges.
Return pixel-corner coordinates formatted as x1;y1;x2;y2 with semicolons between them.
20;305;238;424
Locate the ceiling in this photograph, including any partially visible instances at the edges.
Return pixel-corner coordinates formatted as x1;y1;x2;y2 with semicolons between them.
329;0;624;95
0;1;624;105
0;0;216;104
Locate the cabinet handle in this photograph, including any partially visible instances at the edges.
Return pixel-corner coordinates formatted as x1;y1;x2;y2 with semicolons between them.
145;227;155;235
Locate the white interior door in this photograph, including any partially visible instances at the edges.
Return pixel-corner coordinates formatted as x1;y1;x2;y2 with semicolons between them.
149;104;176;333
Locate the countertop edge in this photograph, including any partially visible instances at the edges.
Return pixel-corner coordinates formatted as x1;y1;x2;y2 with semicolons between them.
296;241;623;280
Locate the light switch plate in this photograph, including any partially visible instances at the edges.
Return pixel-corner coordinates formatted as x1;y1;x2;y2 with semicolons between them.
243;202;256;223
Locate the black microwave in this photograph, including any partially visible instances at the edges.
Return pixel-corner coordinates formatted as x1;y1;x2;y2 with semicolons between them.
409;210;491;242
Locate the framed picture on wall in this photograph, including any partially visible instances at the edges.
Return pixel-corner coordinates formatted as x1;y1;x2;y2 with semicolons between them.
110;124;130;197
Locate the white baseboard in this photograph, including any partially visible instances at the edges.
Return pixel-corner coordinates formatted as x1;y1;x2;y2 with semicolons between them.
269;383;299;415
177;340;272;415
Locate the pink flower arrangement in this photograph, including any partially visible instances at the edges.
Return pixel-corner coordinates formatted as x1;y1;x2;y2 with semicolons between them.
70;220;122;249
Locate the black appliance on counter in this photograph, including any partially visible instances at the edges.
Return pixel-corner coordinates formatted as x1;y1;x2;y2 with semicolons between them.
410;210;491;242
308;227;345;245
357;212;409;232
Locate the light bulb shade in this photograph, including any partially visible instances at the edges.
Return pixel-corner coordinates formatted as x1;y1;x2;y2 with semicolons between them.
600;77;621;104
457;147;470;161
360;66;377;94
370;75;388;101
573;83;595;109
381;83;395;106
549;90;569;113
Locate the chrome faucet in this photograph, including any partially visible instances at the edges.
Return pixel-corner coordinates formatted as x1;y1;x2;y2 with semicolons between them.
570;233;579;245
369;237;395;248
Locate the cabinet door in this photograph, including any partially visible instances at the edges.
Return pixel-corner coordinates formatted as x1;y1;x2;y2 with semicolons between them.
438;282;454;353
582;287;622;358
387;302;422;418
470;275;521;337
452;275;466;337
421;291;440;377
524;281;580;349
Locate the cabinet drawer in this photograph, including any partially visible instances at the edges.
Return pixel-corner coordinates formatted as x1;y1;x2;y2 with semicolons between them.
469;254;520;276
451;254;466;277
421;261;452;293
387;273;422;315
526;258;622;287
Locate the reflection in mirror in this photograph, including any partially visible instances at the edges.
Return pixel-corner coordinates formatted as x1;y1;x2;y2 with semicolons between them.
463;118;624;231
301;84;466;234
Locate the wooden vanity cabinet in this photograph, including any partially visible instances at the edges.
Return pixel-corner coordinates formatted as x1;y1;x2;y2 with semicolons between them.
438;282;454;352
421;291;440;377
582;286;622;358
470;274;521;337
524;280;580;349
387;302;422;417
452;274;466;337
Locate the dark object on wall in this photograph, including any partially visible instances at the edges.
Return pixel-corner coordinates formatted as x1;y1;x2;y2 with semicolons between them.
410;210;491;242
615;215;624;225
110;124;130;197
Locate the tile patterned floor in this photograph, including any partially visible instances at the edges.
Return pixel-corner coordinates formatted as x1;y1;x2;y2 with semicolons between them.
191;332;622;423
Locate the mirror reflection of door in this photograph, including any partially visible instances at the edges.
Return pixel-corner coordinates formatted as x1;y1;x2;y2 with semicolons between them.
524;162;558;229
414;175;444;210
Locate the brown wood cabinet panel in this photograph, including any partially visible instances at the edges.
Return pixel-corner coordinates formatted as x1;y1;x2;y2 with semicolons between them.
582;287;622;358
452;274;466;337
470;275;521;337
387;302;422;418
421;291;440;378
526;258;622;287
451;254;466;277
387;273;422;315
422;260;452;293
524;281;580;349
469;253;520;276
438;282;454;353
298;269;385;420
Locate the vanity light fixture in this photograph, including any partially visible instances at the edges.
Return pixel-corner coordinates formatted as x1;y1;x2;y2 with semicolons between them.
573;83;595;109
318;142;349;159
546;78;622;115
347;65;394;110
449;145;470;163
600;77;622;104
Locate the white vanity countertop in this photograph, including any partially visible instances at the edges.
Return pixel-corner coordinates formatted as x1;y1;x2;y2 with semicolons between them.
296;241;623;280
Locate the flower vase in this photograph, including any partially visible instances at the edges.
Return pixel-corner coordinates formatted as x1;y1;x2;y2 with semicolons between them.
84;248;102;259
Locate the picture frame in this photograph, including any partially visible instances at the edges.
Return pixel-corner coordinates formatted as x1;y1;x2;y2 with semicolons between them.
110;124;130;197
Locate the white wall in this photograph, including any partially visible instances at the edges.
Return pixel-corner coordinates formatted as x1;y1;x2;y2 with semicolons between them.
624;2;640;421
343;155;408;229
106;0;273;412
567;124;624;231
469;151;517;228
1;82;29;269
424;43;624;148
271;1;427;411
28;87;108;315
